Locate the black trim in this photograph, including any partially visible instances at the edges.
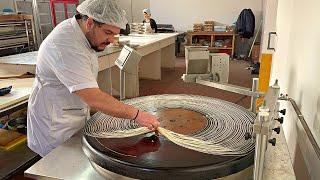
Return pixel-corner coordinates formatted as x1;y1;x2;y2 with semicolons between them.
82;135;254;180
2;155;41;180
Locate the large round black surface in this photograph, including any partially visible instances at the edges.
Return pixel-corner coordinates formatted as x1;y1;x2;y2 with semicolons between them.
82;133;254;180
82;95;255;179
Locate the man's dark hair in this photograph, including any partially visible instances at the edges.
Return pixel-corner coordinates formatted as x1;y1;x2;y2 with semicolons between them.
75;13;104;26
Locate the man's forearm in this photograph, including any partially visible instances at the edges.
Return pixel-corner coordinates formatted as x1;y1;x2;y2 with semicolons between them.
75;88;137;119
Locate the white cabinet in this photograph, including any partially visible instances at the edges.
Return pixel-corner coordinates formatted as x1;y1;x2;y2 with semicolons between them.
210;53;229;83
185;46;209;74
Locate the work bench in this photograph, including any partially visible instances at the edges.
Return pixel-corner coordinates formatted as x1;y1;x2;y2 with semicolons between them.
0;33;178;113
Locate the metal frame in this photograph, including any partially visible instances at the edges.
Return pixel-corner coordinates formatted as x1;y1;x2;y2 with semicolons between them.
0;15;36;55
267;32;277;51
50;0;79;27
252;81;280;180
279;95;320;160
196;78;263;98
24;20;31;51
191;78;281;180
32;0;43;45
250;78;259;113
120;70;126;100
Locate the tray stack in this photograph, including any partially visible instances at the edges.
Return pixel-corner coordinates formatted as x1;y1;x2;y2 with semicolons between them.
193;23;203;32
130;23;146;34
203;21;214;32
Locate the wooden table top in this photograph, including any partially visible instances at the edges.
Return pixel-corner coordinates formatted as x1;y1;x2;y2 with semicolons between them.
0;69;34;110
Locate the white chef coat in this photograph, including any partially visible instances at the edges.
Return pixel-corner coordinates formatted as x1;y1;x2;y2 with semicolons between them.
27;16;99;157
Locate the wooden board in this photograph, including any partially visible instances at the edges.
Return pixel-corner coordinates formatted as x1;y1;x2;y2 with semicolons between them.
0;14;33;22
0;129;27;150
0;70;34;110
0;87;32;110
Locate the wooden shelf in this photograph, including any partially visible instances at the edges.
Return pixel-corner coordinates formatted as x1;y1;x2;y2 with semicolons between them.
188;31;235;36
187;31;236;57
0;14;33;22
208;47;233;50
0;14;36;56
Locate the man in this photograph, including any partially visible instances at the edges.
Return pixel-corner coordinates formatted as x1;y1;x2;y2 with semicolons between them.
142;8;157;33
27;0;160;157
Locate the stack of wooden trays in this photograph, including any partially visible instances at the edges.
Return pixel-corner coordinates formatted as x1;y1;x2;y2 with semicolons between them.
193;23;203;32
130;23;146;34
203;21;214;32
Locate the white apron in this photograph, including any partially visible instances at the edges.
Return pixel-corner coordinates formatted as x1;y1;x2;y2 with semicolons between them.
27;16;99;157
27;55;98;157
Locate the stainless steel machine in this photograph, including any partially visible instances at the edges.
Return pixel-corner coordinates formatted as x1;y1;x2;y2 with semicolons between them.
82;45;286;180
182;46;230;83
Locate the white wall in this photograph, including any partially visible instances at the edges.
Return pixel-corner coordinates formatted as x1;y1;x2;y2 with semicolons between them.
0;0;15;12
150;0;262;31
81;0;149;24
118;0;149;23
260;0;278;54
271;0;320;179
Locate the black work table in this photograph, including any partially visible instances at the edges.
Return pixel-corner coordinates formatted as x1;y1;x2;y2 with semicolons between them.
0;141;40;179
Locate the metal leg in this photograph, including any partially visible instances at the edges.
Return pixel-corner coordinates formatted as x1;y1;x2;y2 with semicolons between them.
251;78;259;113
120;70;125;100
24;20;31;51
254;134;268;180
124;71;126;99
253;105;269;180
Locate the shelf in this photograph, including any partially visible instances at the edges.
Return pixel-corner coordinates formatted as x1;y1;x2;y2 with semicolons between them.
188;45;233;50
0;14;33;22
0;44;25;50
208;47;233;50
187;31;236;57
0;37;29;47
188;31;235;36
0;34;28;40
0;14;36;55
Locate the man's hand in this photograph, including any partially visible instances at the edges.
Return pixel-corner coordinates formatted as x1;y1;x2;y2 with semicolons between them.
135;111;160;131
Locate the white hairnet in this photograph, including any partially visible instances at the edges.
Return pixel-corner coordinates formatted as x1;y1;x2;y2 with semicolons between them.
77;0;128;29
143;8;151;15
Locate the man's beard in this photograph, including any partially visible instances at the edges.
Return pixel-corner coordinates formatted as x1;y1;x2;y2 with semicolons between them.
88;39;107;52
90;44;104;52
86;31;108;52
